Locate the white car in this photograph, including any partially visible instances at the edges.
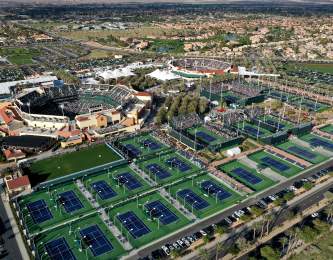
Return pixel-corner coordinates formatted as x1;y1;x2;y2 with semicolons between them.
269;195;277;201
200;230;208;236
161;246;170;256
311;212;319;218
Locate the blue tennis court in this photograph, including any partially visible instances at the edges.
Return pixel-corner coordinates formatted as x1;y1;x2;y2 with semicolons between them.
44;237;76;260
92;180;117;200
142;139;161;150
265;119;285;129
116;172;142;190
80;225;113;256
145;200;178;225
261;156;290;171
309;137;333;151
117;211;151;239
58;191;84;213
231;167;262;184
200;180;231;200
244;125;264;136
177;189;209;210
196;131;216;143
166;157;191;172
145;164;171;180
287;146;316;159
27;199;53;224
124;144;141;157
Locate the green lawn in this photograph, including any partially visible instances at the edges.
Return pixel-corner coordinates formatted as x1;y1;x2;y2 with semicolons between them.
18;182;93;235
109;192;190;248
276;141;328;164
83;165;152;206
320;124;333;135
0;48;40;65
34;214;127;260
119;133;169;158
248;150;303;178
136;151;201;184
169;174;242;219
27;144;122;184
187;126;226;145
219;160;276;191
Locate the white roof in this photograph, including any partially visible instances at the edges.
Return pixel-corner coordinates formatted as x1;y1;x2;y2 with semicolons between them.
148;69;181;81
0;75;58;94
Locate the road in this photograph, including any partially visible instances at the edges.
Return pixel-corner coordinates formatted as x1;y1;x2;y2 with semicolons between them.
0;199;23;260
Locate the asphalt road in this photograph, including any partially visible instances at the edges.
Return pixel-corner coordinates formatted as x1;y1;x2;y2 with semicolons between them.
0;199;23;260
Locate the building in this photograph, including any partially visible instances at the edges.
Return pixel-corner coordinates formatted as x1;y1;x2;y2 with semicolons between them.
2;149;26;162
5;175;31;196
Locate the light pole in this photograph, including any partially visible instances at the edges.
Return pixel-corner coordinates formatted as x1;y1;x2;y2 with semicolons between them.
157;215;163;230
216;190;222;203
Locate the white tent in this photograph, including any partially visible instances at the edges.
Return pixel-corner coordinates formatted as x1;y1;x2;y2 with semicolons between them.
147;69;181;81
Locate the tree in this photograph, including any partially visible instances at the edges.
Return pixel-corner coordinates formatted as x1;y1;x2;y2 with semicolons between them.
283;191;295;201
227;244;240;255
170;249;181;259
312;218;330;234
252;221;262;241
215;242;223;260
298;226;317;243
251;205;264;216
260;245;279;260
236;236;250;250
198;248;209;260
302;182;314;191
324;204;333;222
202;235;210;245
279;236;289;255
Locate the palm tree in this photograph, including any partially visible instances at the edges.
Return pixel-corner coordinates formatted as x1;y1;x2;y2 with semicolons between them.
324;204;333;222
170;249;181;259
198;248;209;260
265;214;273;235
279;236;289;255
252;221;261;241
215;242;223;260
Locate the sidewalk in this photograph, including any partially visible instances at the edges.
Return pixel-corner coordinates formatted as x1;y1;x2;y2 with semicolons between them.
1;194;30;260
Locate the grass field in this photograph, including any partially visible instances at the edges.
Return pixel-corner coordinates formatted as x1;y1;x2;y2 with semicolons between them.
27;144;122;184
0;48;40;65
276;141;328;164
284;62;333;74
169;174;242;219
187;126;226;145
109;192;190;248
18;182;93;235
119;133;169;158
320;124;333;135
299;133;333;152
248;151;303;178
219;160;276;192
83;165;152;206
136;151;201;184
34;213;126;260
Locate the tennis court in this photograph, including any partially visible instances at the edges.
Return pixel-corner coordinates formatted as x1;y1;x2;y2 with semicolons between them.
320;124;333;135
44;237;76;260
177;189;210;210
144;201;178;225
169;174;242;218
300;134;333;151
187;126;226;145
137;151;200;184
258;115;294;131
219;160;276;191
277;141;327;164
80;225;113;256
118;133;168;158
58;190;84;213
115;172;142;190
166;157;191;172
200;180;231;201
19;182;93;234
26;199;53;224
109;192;190;248
92;180;117;200
248;151;302;178
238;121;273;138
26;143;122;184
84;165;150;206
35;214;126;260
145;163;171;180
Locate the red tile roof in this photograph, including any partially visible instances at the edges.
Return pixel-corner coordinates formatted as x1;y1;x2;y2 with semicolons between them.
7;175;30;190
134;92;152;97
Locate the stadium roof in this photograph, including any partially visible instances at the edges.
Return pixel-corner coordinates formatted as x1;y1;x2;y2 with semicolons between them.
1;135;56;149
0;76;58;94
148;69;181;81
